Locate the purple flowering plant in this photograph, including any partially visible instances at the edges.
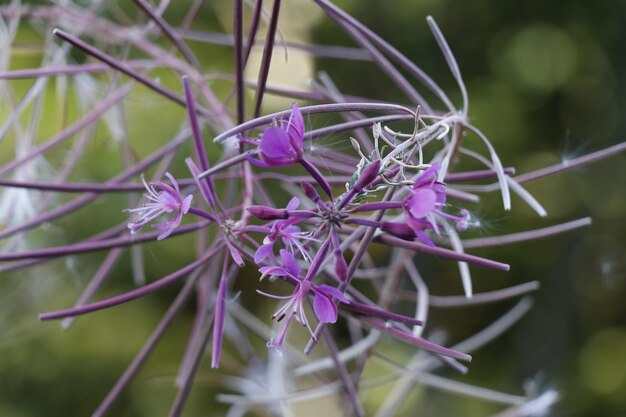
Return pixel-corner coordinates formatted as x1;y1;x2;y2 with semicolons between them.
0;1;624;416
127;173;193;240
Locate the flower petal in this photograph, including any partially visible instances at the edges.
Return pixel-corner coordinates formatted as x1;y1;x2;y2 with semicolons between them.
279;249;301;277
259;266;291;279
226;240;245;266
316;285;350;304
415;231;436;247
181;195;193;214
254;243;274;264
286;103;304;143
406;188;438;218
165;172;180;193
313;293;337;323
286;196;300;211
259;127;297;166
414;164;440;187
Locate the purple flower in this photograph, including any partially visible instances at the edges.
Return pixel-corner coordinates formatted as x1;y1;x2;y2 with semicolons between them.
258;250;345;350
402;164;468;245
252;103;305;167
127;173;193;240
254;197;317;263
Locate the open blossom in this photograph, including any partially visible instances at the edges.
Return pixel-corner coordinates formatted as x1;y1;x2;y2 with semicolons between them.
253;197;317;263
258;250;345;350
250;103;305;167
403;164;469;245
127;173;193;240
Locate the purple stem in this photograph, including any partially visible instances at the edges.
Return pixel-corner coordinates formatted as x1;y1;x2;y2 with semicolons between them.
186;158;219;213
426;16;468;113
242;0;263;65
376;234;510;271
132;0;199;66
321;8;429;111
515;141;626;184
0;60;162;79
0;221;210;261
429;281;540;308
61;248;123;329
0;173;353;193
169;310;215;417
344;217;380;228
213;102;415;144
39;244;224;320
361;316;471;362
197;152;251;179
233;0;245;124
91;270;201;417
182;29;370;61
304;238;333;282
212;260;235;368
322;328;365;417
314;0;455;112
0;177;195;193
342;301;423;326
0;222;128;273
445;167;516;183
188;207;218;222
52;29;191;108
0;130;189;241
182;76;210;171
330;226;348;280
299;158;334;199
351;201;403;213
253;0;281;117
462;217;592;248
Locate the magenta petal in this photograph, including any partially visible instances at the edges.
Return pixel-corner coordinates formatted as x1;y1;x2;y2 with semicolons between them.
313;293;337;323
153;223;174;240
244;154;272;168
414;164;440;187
164;172;180;193
254;243;274;264
259;266;290;277
381;221;416;240
156;231;172;241
286;196;300;211
181;195;193;214
406;188;437;218
260;127;295;161
405;216;430;233
317;285;350;304
279;249;301;277
433;183;447;205
226;240;245;266
415;231;436;247
286;103;304;142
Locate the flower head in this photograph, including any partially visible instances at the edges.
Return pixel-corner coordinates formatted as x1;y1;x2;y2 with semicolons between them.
253;197;317;263
257;103;305;167
127;173;193;240
402;164;468;245
257;250;343;351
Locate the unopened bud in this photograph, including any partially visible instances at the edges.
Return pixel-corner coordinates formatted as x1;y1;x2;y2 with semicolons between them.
381;221;416;240
353;160;381;191
301;181;322;204
334;253;348;281
247;205;287;220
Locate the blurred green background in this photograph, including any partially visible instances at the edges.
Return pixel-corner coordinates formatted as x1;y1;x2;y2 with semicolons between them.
0;0;625;416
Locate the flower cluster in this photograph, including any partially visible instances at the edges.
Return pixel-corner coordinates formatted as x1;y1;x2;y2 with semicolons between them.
1;2;623;417
127;173;193;240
